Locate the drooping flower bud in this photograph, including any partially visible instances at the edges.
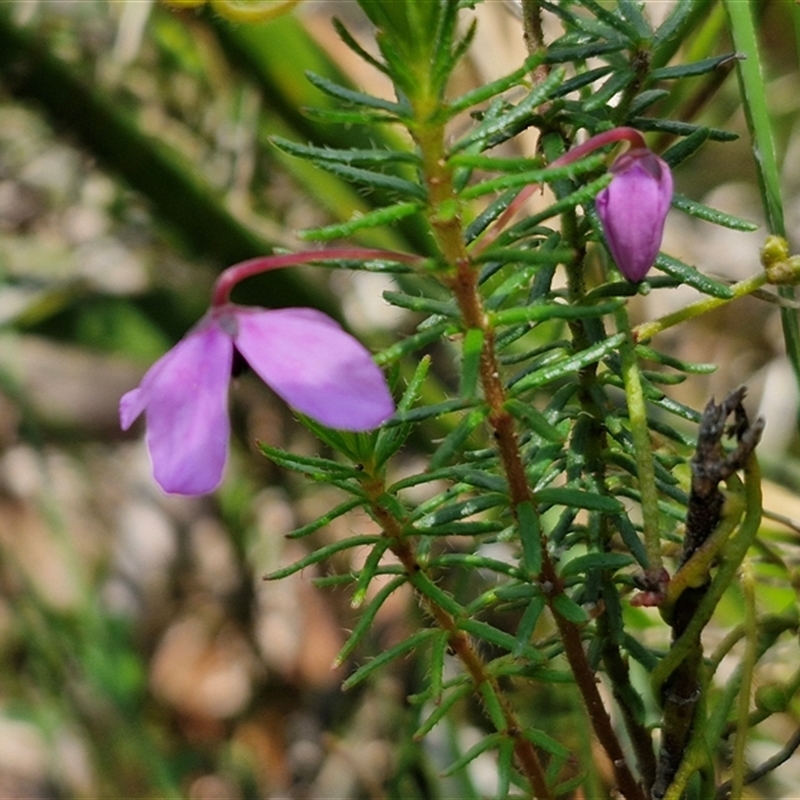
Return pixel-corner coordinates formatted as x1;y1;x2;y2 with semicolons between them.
595;148;673;283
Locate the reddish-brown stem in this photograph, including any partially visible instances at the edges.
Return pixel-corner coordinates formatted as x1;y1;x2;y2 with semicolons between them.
210;248;421;307
365;490;554;800
414;112;647;800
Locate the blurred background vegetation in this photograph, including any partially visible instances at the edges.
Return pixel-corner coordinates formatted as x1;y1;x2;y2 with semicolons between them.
1;1;800;797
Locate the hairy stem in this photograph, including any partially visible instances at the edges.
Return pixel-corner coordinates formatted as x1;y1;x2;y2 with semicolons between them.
364;482;554;800
413;110;646;800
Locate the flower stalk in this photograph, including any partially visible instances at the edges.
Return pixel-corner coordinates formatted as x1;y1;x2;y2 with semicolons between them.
211;247;421;306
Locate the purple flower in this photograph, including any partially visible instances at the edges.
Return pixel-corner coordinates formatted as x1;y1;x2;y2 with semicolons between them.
595;148;673;282
120;304;394;495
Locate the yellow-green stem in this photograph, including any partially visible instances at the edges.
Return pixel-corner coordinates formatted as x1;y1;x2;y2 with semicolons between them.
730;560;757;799
616;306;664;574
634;273;767;343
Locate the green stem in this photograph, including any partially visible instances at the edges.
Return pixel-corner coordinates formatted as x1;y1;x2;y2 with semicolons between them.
730;561;757;799
633;272;767;342
724;0;800;406
616;306;663;574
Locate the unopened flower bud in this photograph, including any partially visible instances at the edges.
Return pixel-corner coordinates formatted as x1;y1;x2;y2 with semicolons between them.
761;235;800;285
595;148;673;282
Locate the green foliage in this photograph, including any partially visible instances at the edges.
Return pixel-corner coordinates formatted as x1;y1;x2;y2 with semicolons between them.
262;1;800;797
4;0;800;797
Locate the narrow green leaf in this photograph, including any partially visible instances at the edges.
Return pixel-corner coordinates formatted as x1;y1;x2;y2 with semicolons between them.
441;732;505;778
305;70;407;115
413;683;472;740
342;628;441;691
539;1;620;39
332;17;389;74
460;619;541;662
489;298;621;327
383;290;458;317
543;40;629;63
523;727;573;760
535;487;624;513
496;739;514;800
446;52;546;115
398;355;431;412
575;0;642;38
628;88;670;116
649;52;738;81
375;320;455;365
517;500;542;575
450;467;507;493
641;370;686;387
271;136;418;166
386;398;475;425
428;406;490;471
612;514;649;569
551;593;589;624
301;201;421;242
415;520;506;537
258;443;364;480
523;173;614;228
671;193;758;231
410;572;466;618
622;632;659;670
286;497;363;539
475;247;575;267
431;554;523;581
504;399;565;443
653;0;711;54
554;772;591;797
654;254;734;298
459;153;606;199
336;575;407;666
306;161;427;200
583;69;635;112
559;552;635;578
514;595;546;657
459;328;484;399
448;153;545;171
660;128;711;169
630;116;737;141
509;332;626;394
264;535;383;581
428;630;448;703
351;538;394;609
479;683;510;734
452;67;567;153
416;493;507;529
304;107;399;125
636;344;717;375
725;0;800;398
618;0;651;37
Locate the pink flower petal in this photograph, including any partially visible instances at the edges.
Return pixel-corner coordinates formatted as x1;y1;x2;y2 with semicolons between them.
121;320;233;494
234;308;394;430
596;149;673;282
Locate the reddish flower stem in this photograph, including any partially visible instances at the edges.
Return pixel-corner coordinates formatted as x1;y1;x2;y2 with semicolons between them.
211;248;422;307
471;126;648;257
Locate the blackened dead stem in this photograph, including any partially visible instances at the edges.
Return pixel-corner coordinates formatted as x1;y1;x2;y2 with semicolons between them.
652;388;763;800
